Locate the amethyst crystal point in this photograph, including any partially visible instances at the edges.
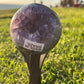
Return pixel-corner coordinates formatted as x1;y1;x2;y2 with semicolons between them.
10;3;61;54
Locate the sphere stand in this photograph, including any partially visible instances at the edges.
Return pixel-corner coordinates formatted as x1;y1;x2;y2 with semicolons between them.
22;52;48;84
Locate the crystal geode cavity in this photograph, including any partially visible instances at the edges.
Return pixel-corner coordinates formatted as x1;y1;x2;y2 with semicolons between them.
10;4;61;54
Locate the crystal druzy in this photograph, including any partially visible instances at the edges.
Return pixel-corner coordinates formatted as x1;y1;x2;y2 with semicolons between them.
10;4;61;54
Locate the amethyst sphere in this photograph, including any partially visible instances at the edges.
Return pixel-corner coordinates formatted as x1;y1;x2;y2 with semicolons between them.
10;4;61;54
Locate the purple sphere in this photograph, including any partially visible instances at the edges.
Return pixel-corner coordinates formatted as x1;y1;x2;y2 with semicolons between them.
10;4;61;54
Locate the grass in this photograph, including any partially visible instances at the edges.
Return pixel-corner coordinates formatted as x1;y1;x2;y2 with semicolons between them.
0;8;84;84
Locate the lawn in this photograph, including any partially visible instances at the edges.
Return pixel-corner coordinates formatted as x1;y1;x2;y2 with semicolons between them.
0;7;84;84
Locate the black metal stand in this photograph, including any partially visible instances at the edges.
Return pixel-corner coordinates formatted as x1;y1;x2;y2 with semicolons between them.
22;52;48;84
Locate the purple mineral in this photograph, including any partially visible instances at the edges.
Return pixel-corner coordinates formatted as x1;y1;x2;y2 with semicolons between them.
10;4;61;54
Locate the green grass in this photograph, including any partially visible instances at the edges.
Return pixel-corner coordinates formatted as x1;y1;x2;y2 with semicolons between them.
0;8;84;84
